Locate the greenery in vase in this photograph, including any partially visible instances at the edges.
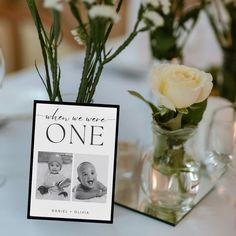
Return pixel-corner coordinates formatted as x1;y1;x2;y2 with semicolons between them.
27;0;62;102
27;0;165;103
202;0;236;101
132;64;213;206
129;64;213;131
142;0;202;61
202;0;236;50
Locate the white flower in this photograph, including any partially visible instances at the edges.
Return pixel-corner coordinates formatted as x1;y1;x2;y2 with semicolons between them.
162;5;170;15
71;29;84;45
143;11;164;30
141;0;171;15
150;64;213;111
159;0;171;7
88;5;120;23
141;0;160;8
159;0;171;15
43;0;63;11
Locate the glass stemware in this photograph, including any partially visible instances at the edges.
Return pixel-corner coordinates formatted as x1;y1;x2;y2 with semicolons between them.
204;103;236;225
205;104;236;181
0;47;6;187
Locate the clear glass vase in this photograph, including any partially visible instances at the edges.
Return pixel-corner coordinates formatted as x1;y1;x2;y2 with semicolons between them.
141;122;200;217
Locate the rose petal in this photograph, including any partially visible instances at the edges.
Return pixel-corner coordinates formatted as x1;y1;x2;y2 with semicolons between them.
149;64;213;110
166;85;200;108
157;94;176;111
163;71;201;108
196;72;213;103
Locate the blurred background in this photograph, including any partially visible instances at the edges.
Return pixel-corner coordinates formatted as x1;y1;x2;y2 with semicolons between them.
0;0;220;70
0;0;130;73
0;0;233;100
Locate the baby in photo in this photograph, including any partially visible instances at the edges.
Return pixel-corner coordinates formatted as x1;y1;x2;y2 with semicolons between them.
73;162;107;200
38;154;71;198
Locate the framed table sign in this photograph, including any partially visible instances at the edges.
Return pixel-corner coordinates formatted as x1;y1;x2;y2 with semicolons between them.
28;101;119;223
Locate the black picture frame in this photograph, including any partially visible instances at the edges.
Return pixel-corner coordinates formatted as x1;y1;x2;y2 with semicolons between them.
28;100;119;223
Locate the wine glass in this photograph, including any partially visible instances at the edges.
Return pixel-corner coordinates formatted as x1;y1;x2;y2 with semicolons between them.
0;47;6;187
205;103;236;182
205;103;236;224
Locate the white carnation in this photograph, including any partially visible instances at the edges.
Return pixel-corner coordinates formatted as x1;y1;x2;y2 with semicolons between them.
143;11;164;30
43;0;63;11
88;5;120;23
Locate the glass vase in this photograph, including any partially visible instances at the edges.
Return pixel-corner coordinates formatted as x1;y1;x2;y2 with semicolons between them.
219;49;236;102
141;122;200;217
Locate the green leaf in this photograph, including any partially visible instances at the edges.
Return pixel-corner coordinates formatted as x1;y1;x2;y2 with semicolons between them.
151;29;176;52
153;108;177;127
182;100;208;127
51;10;61;43
69;1;87;37
129;90;179;128
128;90;159;114
104;0;115;5
150;28;181;59
159;107;169;116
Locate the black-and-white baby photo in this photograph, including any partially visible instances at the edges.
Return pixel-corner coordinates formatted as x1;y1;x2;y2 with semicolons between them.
72;154;108;203
36;151;72;201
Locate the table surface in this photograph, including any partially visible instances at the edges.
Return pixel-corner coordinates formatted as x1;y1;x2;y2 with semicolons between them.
0;50;235;236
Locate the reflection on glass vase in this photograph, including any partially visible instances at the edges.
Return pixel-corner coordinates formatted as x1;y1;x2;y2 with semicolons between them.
219;49;236;102
141;121;200;218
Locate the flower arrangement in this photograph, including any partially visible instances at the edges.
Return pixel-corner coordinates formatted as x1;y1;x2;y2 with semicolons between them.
134;64;213;215
203;0;236;49
202;0;236;101
129;64;213;130
26;0;159;103
142;0;202;61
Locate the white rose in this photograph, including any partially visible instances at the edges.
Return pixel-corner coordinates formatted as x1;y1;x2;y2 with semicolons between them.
150;64;213;111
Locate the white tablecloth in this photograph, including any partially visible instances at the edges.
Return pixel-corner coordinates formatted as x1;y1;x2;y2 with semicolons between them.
0;53;235;235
